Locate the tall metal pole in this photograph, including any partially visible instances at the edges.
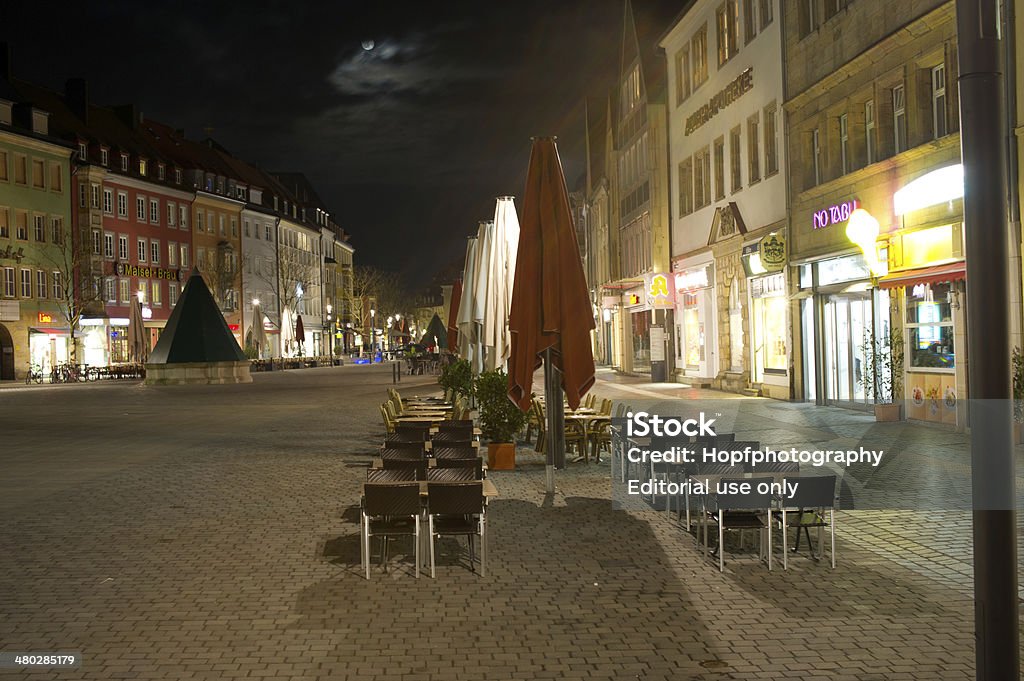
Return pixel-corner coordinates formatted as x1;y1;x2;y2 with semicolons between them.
957;2;1020;679
543;348;566;494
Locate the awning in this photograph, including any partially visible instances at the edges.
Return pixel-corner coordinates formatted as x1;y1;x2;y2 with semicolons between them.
877;261;966;289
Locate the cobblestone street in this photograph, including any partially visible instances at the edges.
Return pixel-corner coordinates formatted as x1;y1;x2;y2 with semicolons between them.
1;364;1022;680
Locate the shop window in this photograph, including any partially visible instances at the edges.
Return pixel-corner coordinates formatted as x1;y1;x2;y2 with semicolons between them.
906;282;955;369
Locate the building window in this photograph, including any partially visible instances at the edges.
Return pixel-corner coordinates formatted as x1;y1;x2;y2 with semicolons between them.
179;205;187;229
713;137;725;200
265;225;271;241
231;218;238;237
678;158;693;217
136;196;146;221
36;270;46;298
764;101;778;175
151;240;160;265
691;25;709;91
208;211;214;233
729;126;742;193
34;214;45;242
244;220;250;238
799;0;818;37
50;217;62;244
716;1;740;66
747;113;761;184
90;184;100;209
2;268;13;297
105;277;115;303
0;208;6;239
20;269;31;298
117;191;127;217
104;232;114;259
180;244;189;269
675;45;691;105
32;159;45;189
167;202;176;227
743;0;758;43
91;229;101;255
761;0;773;29
49;163;62;192
694;146;711;208
15;211;27;240
52;272;63;300
78;183;86;208
150;199;159;224
158;163;165;181
839;113;849;175
864;100;876;164
812;128;821;186
100;148;109;167
824;0;849;21
77;141;88;160
119;278;130;304
219;214;225;236
151;281;162;307
196;211;203;232
932;64;947;139
893;84;907;153
120;153;129;172
118;234;128;261
174;168;182;185
137;238;147;263
137;281;146;303
103;188;113;215
168;242;178;267
139;159;147;176
169;282;179;306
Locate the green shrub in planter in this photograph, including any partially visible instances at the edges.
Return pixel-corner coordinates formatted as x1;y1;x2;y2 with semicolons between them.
475;369;528;443
439;358;474;400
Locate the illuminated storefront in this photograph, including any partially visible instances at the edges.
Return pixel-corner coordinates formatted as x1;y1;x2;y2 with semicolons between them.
742;233;789;399
623;286;651;375
672;260;715;381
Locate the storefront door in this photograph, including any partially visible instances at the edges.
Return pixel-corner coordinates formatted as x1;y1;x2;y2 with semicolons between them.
822;294;872;408
0;323;13;380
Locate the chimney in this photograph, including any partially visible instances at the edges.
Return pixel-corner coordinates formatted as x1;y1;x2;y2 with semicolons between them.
113;104;137;130
65;78;89;124
0;42;11;81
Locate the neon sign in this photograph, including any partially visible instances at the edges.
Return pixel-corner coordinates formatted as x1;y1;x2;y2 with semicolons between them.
813;200;859;230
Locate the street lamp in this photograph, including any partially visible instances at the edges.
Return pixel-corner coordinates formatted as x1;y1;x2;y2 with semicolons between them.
325;304;333;364
370;308;376;357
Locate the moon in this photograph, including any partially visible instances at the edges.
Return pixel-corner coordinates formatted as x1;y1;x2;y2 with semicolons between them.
361;40;375;51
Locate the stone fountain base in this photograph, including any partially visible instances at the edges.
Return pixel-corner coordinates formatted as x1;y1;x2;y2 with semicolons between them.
144;361;252;385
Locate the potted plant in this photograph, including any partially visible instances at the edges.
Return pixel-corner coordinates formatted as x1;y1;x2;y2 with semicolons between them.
438;358;475;402
860;327;904;422
474;369;528;470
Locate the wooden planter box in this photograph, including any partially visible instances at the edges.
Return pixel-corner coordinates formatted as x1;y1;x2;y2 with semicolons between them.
874;403;903;422
487;442;516;470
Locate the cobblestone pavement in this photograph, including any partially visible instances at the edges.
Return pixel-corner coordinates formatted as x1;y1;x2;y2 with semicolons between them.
0;363;1020;680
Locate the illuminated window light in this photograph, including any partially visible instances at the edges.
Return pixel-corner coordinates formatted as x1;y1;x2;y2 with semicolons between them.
893;164;963;215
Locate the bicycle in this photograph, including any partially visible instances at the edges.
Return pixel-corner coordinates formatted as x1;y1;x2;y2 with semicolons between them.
25;363;43;384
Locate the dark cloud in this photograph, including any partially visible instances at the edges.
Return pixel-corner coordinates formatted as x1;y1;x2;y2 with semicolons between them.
1;0;682;285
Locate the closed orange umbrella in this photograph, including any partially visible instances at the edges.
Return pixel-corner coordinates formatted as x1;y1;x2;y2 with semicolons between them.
508;137;595;412
447;279;462;353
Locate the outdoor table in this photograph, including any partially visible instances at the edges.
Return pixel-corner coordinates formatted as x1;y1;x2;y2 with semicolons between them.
361;478;498;499
688;472;791;559
565;413;611;463
430;426;482;437
394;414;449;422
371;456;486;470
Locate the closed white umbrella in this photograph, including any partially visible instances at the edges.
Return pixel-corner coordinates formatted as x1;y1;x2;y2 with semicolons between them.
251;302;267;358
457;235;480;370
470;220;494;373
482;197;520;371
281;306;293;357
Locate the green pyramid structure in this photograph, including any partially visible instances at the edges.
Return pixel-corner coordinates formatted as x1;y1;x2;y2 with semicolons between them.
148;268;246;364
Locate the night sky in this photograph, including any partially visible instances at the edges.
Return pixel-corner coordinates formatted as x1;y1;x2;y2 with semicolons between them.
1;1;682;286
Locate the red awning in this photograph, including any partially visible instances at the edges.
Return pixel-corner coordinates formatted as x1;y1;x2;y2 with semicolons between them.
877;261;966;290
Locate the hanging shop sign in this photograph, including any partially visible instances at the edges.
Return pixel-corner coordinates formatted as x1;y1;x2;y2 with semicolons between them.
685;67;754;135
644;272;675;309
758;232;786;272
115;263;182;281
0;245;26;263
675;264;713;293
624;292;643;308
812;199;860;230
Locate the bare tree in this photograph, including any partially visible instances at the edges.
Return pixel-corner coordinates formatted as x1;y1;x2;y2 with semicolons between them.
40;221;104;364
196;243;243;313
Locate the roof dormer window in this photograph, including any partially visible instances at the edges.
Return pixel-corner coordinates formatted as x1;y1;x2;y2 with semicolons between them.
174;168;182;185
157;163;165;180
100;147;109;167
139;158;147;176
77;141;87;161
120;153;129;172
